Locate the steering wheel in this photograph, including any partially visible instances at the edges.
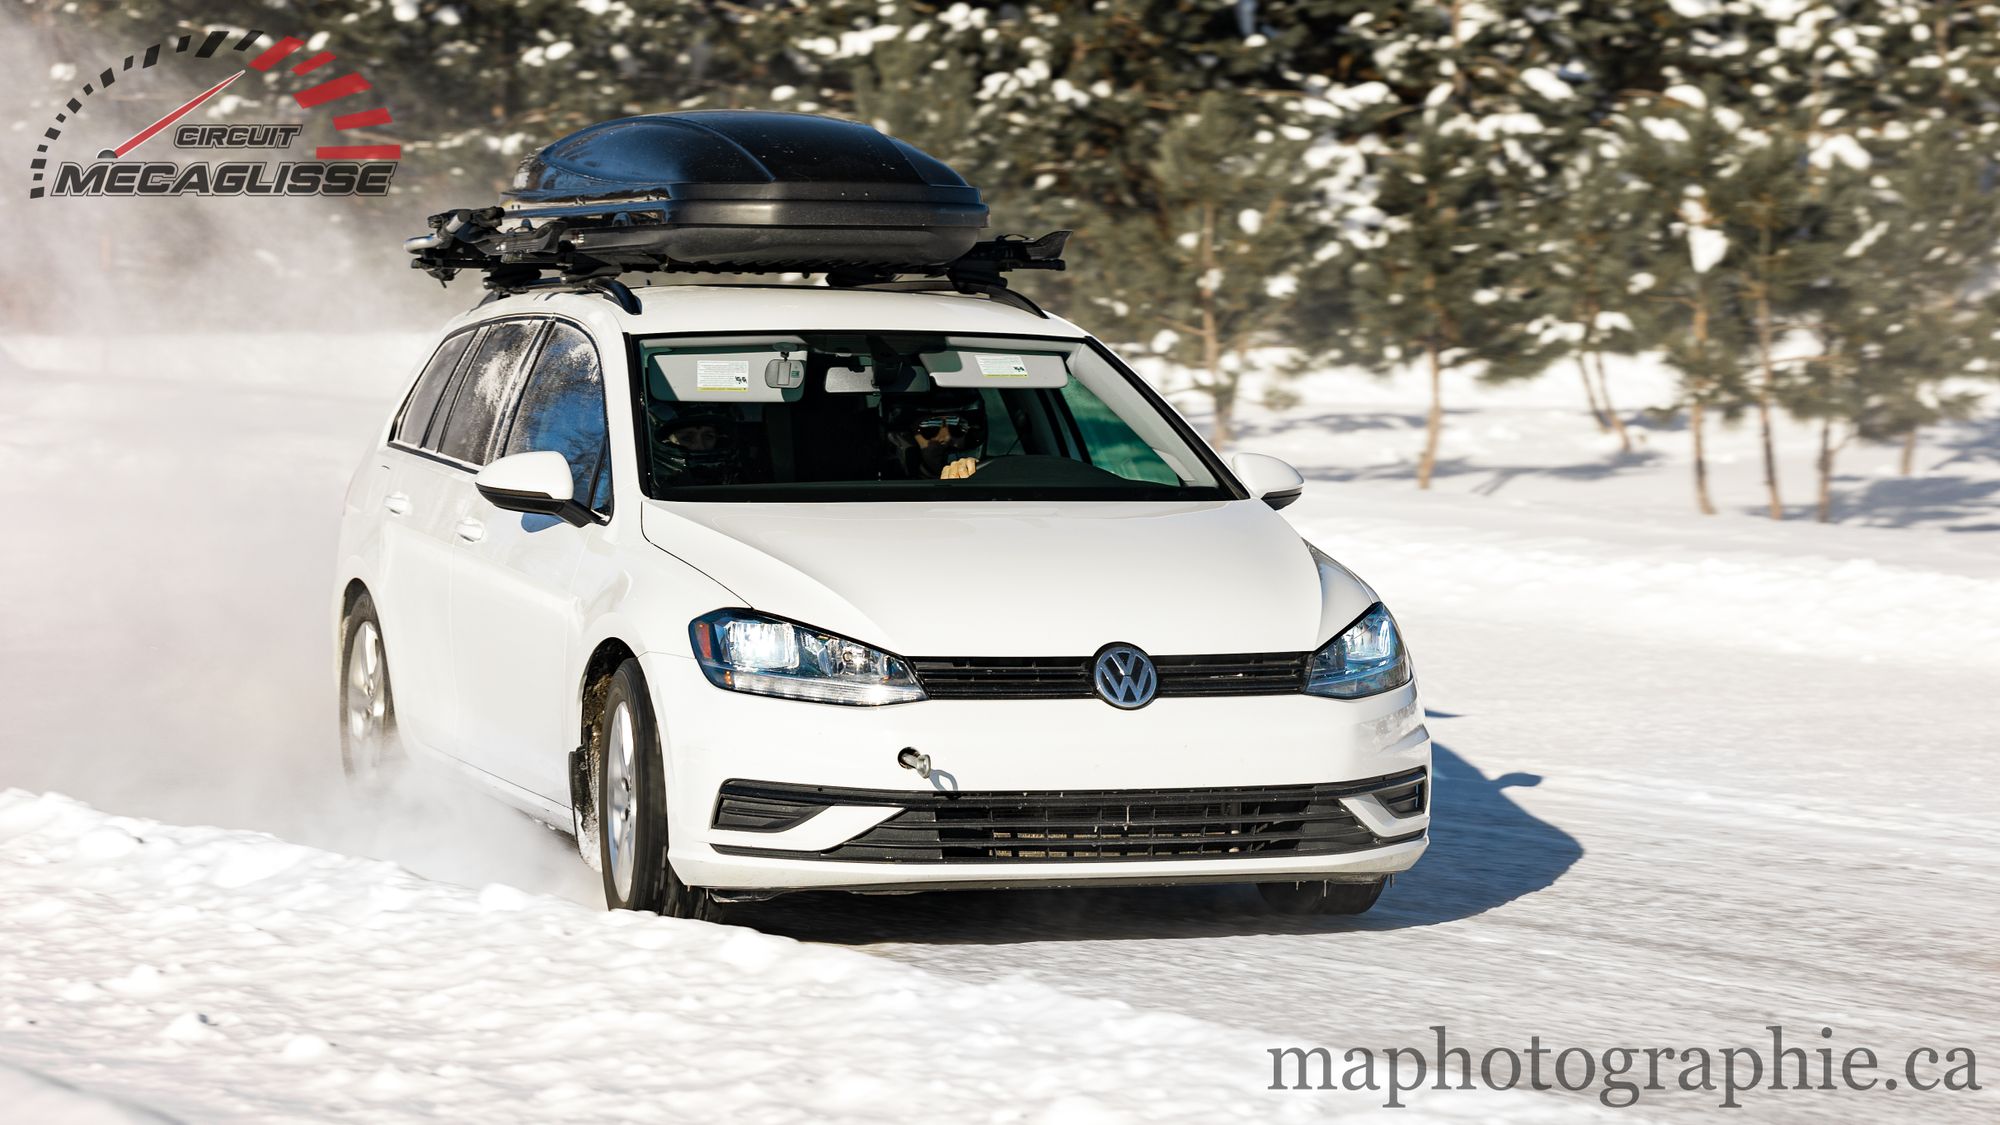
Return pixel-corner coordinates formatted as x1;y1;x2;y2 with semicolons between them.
951;454;1132;486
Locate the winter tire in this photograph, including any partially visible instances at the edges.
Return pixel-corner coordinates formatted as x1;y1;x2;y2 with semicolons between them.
595;659;725;921
1257;878;1386;916
339;591;402;785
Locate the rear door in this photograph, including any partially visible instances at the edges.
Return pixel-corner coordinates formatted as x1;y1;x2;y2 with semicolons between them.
448;319;611;801
375;327;478;758
406;318;545;762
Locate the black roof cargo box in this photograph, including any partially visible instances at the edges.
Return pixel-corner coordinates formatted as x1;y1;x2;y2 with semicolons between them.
498;111;987;271
407;110;1070;315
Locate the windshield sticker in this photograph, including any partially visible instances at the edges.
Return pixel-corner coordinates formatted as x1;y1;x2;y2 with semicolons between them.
974;353;1030;377
695;358;751;391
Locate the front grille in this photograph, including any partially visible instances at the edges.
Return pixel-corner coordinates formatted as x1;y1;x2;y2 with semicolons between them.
909;652;1307;701
712;769;1426;863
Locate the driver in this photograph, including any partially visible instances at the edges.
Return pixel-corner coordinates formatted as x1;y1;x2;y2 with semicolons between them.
655;405;743;485
887;392;988;480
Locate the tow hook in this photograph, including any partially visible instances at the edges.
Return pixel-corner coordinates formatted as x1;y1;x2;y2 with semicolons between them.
896;747;932;779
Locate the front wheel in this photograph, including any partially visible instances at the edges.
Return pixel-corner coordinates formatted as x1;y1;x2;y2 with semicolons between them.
595;660;725;921
1257;878;1387;916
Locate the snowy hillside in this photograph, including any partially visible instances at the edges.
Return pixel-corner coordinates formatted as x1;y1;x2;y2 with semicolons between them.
2;333;1996;1122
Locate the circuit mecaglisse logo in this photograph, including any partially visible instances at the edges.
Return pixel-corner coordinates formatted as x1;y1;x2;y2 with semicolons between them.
28;29;400;199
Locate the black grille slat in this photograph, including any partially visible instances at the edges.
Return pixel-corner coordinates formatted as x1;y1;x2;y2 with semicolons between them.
712;771;1425;863
882;811;1359;833
911;652;1306;700
908;657;1091;699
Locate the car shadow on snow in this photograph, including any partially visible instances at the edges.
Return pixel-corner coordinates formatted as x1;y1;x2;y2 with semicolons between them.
734;739;1582;945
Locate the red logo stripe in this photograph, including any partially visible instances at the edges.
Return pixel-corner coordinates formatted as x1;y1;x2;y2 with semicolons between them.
333;107;393;131
290;51;337;76
246;36;307;72
294;73;371;109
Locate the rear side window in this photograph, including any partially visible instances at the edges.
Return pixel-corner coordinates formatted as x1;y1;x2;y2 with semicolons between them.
503;322;611;511
435;320;542;466
395;331;474;447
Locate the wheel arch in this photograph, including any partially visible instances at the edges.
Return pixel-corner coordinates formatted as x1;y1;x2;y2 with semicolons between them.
573;636;641;831
340;577;370;622
335;577;372;694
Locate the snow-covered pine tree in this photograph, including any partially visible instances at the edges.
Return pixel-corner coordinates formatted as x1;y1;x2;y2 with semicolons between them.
1079;94;1320;447
1317;111;1544;488
1289;1;1575;488
1620;88;1756;515
1783;124;2000;520
1524;129;1654;452
1712;123;1836;520
780;0;1346;448
1821;2;2000;478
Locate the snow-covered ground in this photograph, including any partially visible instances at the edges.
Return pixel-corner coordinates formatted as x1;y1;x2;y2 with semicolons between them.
2;332;1996;1122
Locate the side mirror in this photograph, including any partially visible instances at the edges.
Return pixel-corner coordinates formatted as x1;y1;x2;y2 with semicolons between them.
475;451;588;526
1229;452;1305;511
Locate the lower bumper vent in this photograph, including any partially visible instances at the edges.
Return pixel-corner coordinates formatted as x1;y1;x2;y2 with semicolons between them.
712;769;1427;863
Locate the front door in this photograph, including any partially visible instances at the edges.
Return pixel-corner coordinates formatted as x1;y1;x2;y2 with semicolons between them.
448;320;612;802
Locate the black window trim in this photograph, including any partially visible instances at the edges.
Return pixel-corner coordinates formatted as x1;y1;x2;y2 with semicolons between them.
390;325;481;450
499;317;617;520
430;316;549;469
388;312;615;524
620;328;1252;504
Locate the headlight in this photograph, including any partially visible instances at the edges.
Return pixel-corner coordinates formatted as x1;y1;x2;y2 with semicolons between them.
689;610;925;706
1305;604;1411;699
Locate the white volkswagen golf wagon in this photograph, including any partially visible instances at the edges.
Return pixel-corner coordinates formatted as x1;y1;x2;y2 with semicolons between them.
333;283;1431;919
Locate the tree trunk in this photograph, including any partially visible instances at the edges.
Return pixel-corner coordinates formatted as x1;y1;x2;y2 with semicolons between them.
1417;340;1444;490
1200;306;1228;449
1577;355;1610;432
1690;398;1717;515
1754;288;1784;519
1210;387;1235;449
1899;427;1918;476
1198;201;1229;450
1689;296;1718;515
1816;416;1837;523
1590;349;1633;453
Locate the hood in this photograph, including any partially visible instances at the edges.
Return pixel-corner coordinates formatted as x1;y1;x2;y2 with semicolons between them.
639;499;1376;657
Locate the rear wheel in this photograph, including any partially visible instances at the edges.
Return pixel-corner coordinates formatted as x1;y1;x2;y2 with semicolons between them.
1257;878;1386;916
339;592;402;784
595;660;725;921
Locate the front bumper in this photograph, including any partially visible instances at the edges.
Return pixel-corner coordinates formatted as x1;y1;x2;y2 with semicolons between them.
639;650;1431;892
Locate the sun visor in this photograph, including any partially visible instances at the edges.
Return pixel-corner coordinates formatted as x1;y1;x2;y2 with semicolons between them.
648;343;806;403
922;346;1071;389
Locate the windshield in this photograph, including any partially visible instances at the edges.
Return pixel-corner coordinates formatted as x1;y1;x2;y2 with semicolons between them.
631;332;1238;502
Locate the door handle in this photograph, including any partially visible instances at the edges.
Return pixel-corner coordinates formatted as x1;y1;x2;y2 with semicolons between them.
455;517;485;543
383;492;412;516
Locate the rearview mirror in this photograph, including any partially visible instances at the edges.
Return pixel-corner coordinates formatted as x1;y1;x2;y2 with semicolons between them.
1229;452;1304;511
475;451;588;526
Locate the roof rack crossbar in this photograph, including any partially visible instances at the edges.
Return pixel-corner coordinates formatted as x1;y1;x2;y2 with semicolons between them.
408;204;1069;317
848;278;1051;319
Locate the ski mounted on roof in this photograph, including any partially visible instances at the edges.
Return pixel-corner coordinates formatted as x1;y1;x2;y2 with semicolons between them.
403;111;1070;317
